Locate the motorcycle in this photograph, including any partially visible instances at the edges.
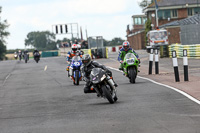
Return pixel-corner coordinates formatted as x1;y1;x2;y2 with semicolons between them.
69;55;82;85
121;53;139;83
24;53;29;63
90;68;118;104
18;52;22;61
14;52;18;60
34;52;40;63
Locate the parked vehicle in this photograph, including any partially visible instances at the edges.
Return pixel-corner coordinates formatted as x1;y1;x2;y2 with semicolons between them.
146;29;169;53
90;68;118;104
69;55;82;85
121;53;139;83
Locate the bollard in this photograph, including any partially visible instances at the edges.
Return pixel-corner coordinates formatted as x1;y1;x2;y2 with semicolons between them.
155;49;159;74
149;49;154;75
183;49;189;81
172;51;180;82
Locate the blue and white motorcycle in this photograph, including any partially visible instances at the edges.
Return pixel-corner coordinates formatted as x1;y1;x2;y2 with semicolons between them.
69;55;82;85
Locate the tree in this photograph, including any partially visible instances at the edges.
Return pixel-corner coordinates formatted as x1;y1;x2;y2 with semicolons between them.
145;19;152;46
25;31;57;50
138;0;153;8
109;37;125;46
0;7;10;60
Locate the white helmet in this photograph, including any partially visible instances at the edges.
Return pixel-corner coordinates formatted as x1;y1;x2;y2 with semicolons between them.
77;44;81;50
71;44;78;52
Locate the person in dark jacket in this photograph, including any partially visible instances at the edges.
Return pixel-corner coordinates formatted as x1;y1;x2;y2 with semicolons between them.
33;48;40;60
81;54;117;93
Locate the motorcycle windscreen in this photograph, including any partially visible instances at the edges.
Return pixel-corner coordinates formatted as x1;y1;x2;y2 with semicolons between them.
72;56;81;62
90;68;105;84
124;53;136;60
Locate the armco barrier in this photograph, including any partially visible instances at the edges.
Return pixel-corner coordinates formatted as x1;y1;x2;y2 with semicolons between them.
169;44;200;58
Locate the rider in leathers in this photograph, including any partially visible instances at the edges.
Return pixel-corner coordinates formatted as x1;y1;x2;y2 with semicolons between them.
81;54;118;93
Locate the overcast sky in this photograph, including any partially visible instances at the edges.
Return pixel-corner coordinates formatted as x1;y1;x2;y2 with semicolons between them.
1;0;143;49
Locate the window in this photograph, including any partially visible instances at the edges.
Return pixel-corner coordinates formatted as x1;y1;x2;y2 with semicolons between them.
194;7;200;14
188;8;193;16
171;9;178;18
134;18;138;25
134;17;142;25
158;10;171;19
143;18;147;24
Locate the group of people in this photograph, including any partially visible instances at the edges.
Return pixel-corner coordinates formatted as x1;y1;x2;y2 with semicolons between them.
66;40;139;94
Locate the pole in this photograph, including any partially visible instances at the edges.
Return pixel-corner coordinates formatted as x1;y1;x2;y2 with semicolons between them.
71;24;73;40
85;26;88;41
149;49;154;75
155;49;159;74
154;0;159;27
183;49;189;81
172;51;180;82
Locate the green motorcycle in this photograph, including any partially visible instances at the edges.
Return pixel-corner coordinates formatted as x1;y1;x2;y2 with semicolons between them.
121;53;139;83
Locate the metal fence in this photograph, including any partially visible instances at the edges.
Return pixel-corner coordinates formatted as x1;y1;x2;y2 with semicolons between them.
181;24;200;45
88;36;104;49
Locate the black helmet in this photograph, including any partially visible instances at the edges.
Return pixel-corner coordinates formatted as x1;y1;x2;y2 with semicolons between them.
82;54;91;66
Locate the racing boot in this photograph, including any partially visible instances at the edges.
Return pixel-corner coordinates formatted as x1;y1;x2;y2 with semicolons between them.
84;82;95;93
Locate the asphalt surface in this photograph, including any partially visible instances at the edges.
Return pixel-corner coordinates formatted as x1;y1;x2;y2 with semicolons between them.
0;57;200;133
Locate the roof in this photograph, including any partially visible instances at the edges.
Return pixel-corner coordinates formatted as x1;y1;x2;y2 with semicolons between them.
159;14;200;28
148;0;198;8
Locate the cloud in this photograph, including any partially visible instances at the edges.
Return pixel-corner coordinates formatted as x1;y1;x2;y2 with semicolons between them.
2;0;142;49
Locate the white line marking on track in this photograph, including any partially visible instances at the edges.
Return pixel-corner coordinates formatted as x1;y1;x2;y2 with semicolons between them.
44;65;48;71
3;73;11;86
107;66;200;105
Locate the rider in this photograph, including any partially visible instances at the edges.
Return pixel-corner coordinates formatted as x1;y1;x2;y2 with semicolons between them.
81;54;118;93
66;44;82;71
77;44;84;55
23;49;29;60
118;41;140;71
33;48;40;60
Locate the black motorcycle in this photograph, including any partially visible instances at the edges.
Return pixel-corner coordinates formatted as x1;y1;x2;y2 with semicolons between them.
90;68;118;104
34;52;40;63
24;53;29;63
18;52;22;61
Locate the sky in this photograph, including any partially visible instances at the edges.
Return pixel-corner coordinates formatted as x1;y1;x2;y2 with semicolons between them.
1;0;143;49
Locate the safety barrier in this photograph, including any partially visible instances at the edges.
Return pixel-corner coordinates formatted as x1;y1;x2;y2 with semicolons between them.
106;46;122;53
169;44;200;58
41;51;58;57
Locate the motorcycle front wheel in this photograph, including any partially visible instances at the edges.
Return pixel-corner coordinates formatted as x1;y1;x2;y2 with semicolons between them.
75;71;79;85
129;67;136;83
102;85;114;104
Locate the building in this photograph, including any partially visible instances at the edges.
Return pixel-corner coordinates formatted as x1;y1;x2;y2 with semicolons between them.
127;0;200;49
144;0;200;28
126;15;147;50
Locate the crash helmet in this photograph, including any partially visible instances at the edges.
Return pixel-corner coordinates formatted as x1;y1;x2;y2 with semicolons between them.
71;44;78;52
122;41;130;51
82;54;91;66
77;44;81;50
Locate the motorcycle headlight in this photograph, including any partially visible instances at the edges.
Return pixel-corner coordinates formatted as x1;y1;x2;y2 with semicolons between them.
101;74;106;81
127;59;135;65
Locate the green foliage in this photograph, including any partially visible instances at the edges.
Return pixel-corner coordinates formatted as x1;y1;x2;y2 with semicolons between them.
0;40;6;60
138;0;153;8
145;19;152;46
25;31;57;50
0;6;10;60
104;37;125;46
